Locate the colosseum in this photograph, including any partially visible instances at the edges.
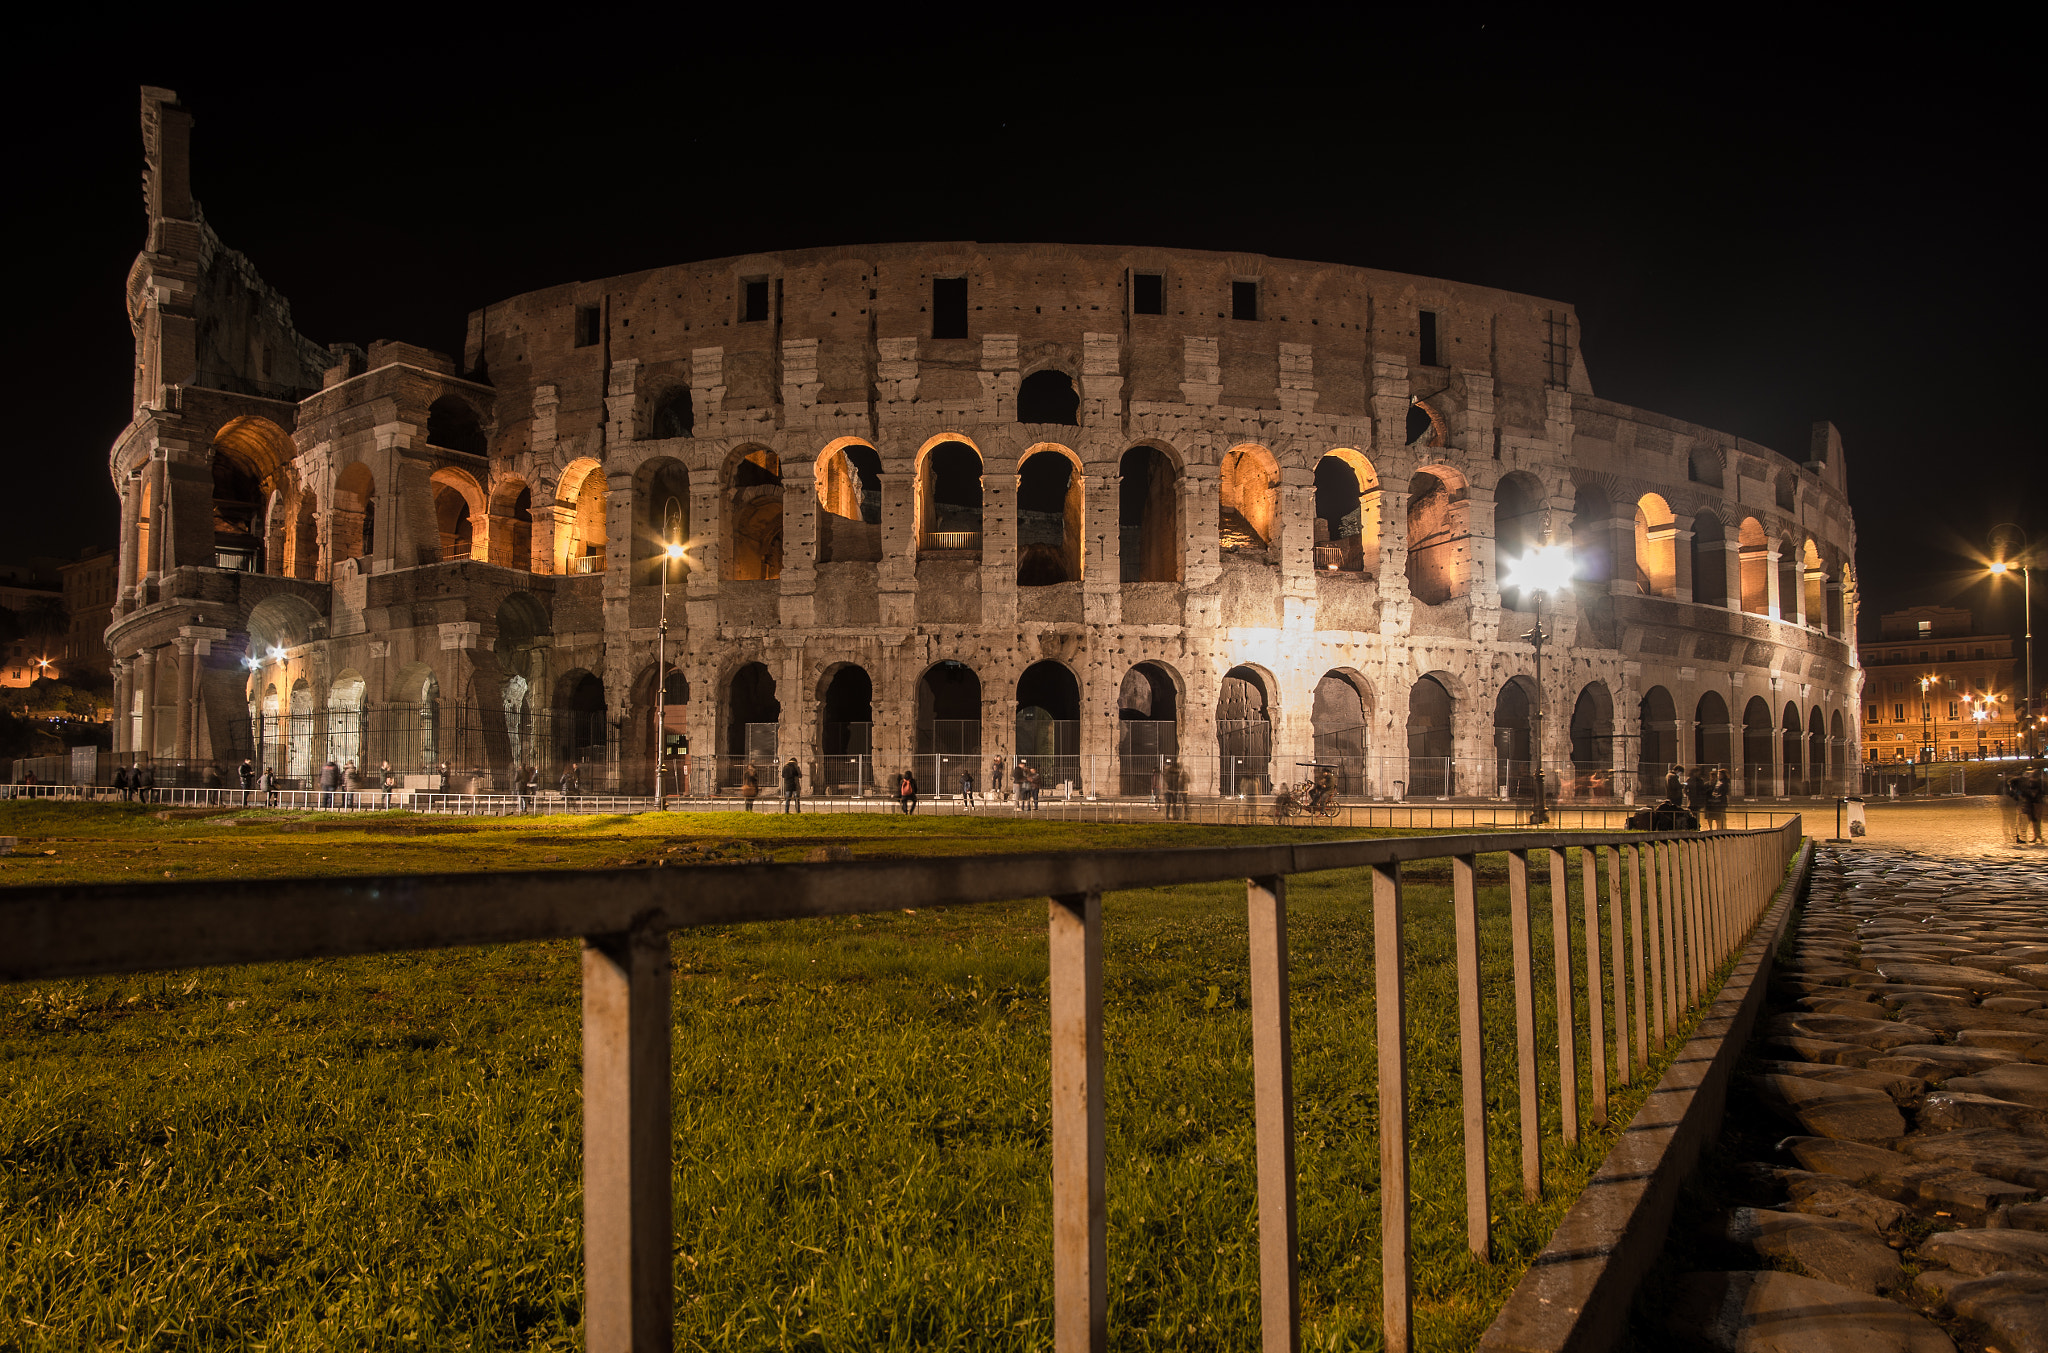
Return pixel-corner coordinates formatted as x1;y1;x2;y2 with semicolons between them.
106;88;1862;803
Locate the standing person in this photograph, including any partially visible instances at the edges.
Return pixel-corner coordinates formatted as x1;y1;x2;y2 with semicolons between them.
318;758;340;809
343;760;362;809
260;766;277;806
2020;767;2045;845
1025;763;1042;811
113;765;129;802
960;767;977;807
139;761;156;803
1013;758;1030;810
560;760;580;798
203;763;223;793
523;764;539;813
991;755;1007;804
379;760;395;807
1684;767;1708;820
1664;764;1685;806
516;765;532;814
237;759;254;805
1707;769;1730;830
437;761;451;793
741;763;759;812
1149;765;1165;807
781;757;802;813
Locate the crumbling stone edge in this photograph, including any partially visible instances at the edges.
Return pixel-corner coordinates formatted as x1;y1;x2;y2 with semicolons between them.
1477;837;1815;1353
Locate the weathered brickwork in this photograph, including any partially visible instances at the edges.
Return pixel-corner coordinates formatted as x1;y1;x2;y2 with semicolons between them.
104;88;1862;796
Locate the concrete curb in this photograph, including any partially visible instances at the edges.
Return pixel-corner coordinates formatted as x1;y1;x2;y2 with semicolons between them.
1477;837;1816;1353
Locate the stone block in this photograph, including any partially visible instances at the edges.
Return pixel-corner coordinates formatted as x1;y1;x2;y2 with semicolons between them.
1664;1271;1957;1352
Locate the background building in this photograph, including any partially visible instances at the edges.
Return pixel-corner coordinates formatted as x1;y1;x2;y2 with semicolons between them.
103;88;1863;797
1858;606;2020;761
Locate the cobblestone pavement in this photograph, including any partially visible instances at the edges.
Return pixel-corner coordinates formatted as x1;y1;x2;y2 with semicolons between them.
1668;846;2048;1351
1846;797;2048;860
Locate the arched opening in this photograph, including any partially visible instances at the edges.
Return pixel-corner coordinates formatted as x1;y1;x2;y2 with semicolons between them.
815;441;883;564
1743;695;1775;796
816;664;874;792
381;665;440;774
289;489;319;580
1829;710;1847;785
557;672;608;782
134;477;154;585
1695;691;1731;779
1312;671;1371;794
1570;485;1610;588
918;440;983;555
1807;705;1826;796
637;459;691;584
1493;677;1535;800
1780;703;1804;798
1737;518;1770;615
1405;469;1470;606
1635;493;1677;597
1570;682;1615;798
1117;662;1180;794
1313;451;1379;574
916;659;982;791
210;417;296;574
1215;665;1274;794
1017;447;1082;586
1640;686;1678;791
652;386;694;439
1407;674;1455;797
430;468;486;563
1220;445;1277;553
1803;540;1826;631
286;677;314;781
1774;472;1798;513
1119;445;1183;583
558;460;609;574
1017;369;1079;425
427;396;486;455
1688;447;1724;488
1017;660;1082;790
1406;400;1445;447
1493;472;1545;610
726;661;780;777
332;462;376;565
252;683;279;778
723;448;782;581
633;666;690;793
1691;512;1727;608
1777;538;1801;623
327;673;366;771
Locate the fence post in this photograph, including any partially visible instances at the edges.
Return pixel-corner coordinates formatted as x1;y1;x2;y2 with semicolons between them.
1659;842;1682;1025
1372;861;1413;1353
1507;849;1542;1200
1628;845;1649;1064
1645;843;1666;1046
1050;890;1106;1353
1451;852;1491;1261
1247;875;1299;1352
1607;845;1629;1087
1579;846;1606;1125
581;925;674;1353
1548;848;1579;1146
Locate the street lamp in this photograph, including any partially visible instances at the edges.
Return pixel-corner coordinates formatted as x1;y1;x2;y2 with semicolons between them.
1988;527;2035;759
1919;674;1937;770
1501;543;1576;825
653;539;688;810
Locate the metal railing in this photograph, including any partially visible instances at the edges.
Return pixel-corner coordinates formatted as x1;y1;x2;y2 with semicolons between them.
1;819;1799;1351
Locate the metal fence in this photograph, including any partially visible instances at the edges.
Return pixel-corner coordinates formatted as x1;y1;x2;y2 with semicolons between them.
1;819;1800;1351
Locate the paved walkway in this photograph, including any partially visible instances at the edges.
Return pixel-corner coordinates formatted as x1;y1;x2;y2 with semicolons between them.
1845;797;2047;860
1666;843;2048;1351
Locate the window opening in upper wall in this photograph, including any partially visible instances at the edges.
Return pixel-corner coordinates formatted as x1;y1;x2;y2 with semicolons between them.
1232;280;1258;321
742;279;770;323
933;277;968;339
1419;310;1440;366
1133;272;1164;315
573;306;600;348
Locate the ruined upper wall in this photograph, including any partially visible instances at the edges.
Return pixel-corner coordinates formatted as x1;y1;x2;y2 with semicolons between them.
464;243;1597;454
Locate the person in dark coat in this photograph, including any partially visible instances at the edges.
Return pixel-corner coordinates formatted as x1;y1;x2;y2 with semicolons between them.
741;763;759;811
960;768;977;807
137;762;155;803
897;768;918;814
1707;769;1730;830
260;766;277;806
113;765;129;801
237;759;254;804
1684;768;1708;818
318;758;341;809
781;757;802;813
560;761;579;797
1663;765;1685;806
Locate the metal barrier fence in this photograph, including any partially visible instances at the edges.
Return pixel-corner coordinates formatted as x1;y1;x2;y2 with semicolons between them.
1;819;1800;1351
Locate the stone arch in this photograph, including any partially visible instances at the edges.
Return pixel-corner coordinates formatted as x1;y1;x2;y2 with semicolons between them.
1695;690;1732;776
626;660;690;794
243;592;323;664
1743;695;1775;795
916;659;983;782
556;457;610;575
720;446;782;581
1017;659;1082;788
1312;449;1380;574
650;384;694;440
726;660;780;768
1635;492;1677;597
1570;483;1611;588
1829;709;1848;783
1781;702;1804;798
1312;669;1373;793
1639;685;1678;788
1406;397;1446;448
134;474;154;586
632;457;692;587
332;461;378;567
1801;538;1826;628
916;436;984;556
1737;517;1770;615
1017;368;1079;426
1216;663;1275;794
210;416;297;574
1407;672;1457;797
1691;510;1728;608
814;437;883;564
1220;443;1279;553
485;476;534;570
1493;470;1547;610
1808;704;1826;795
1117;660;1183;793
816;661;875;790
426;395;486;455
554;669;609;775
1492;675;1537;799
1018;442;1083;585
386;661;442;773
1119;443;1184;583
286;676;314;779
1405;464;1471;605
1777;534;1802;622
328;669;367;769
287;487;319;580
429;467;487;563
1570;680;1616;796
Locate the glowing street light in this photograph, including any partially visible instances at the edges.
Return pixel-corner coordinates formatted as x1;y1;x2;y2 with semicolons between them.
1503;544;1575;825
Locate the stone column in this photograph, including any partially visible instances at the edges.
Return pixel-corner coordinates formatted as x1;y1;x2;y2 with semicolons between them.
137;648;159;760
111;659;131;754
170;638;195;765
1671;526;1695;603
1083;470;1120;628
116;478;140;611
1762;544;1784;621
779;453;819;629
1703;536;1740;610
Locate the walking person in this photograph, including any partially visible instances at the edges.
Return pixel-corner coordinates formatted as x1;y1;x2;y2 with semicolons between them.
1149;764;1165;807
260;766;277;806
560;760;580;799
237;758;254;805
318;758;340;809
113;765;129;802
137;761;155;803
741;762;759;812
1707;768;1730;830
781;757;802;813
991;755;1007;804
960;767;977;807
342;760;361;809
1684;767;1709;821
897;767;919;814
2019;767;2045;845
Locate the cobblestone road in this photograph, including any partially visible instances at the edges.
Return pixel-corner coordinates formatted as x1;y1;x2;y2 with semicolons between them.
1669;840;2048;1350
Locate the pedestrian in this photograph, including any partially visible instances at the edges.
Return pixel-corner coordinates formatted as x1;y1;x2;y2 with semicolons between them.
897;767;919;814
1025;763;1041;811
379;760;395;806
237;758;254;805
1013;758;1030;810
781;757;802;813
1664;764;1685;806
343;760;361;808
960;767;976;807
741;762;759;811
2019;767;2045;846
137;761;155;803
260;766;277;806
113;765;129;801
1684;767;1708;819
203;762;223;792
318;758;340;809
991;755;1007;803
1149;765;1164;806
1707;769;1730;831
559;760;580;798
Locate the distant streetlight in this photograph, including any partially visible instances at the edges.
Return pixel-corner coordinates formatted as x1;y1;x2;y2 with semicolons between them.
653;539;689;810
1501;544;1575;825
1987;526;2036;758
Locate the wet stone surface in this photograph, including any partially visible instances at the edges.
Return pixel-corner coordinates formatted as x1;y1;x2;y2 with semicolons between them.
1678;847;2048;1353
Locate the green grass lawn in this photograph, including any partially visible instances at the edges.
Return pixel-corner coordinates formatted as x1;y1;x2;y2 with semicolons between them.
0;804;1718;1351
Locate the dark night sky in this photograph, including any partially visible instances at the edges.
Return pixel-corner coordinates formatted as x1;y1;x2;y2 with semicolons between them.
10;21;2039;644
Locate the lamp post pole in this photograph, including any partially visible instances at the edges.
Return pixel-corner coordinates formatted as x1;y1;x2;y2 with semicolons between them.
1523;614;1550;825
652;541;684;810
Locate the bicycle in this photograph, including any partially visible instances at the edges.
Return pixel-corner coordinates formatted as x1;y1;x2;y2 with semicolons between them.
1286;780;1340;818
